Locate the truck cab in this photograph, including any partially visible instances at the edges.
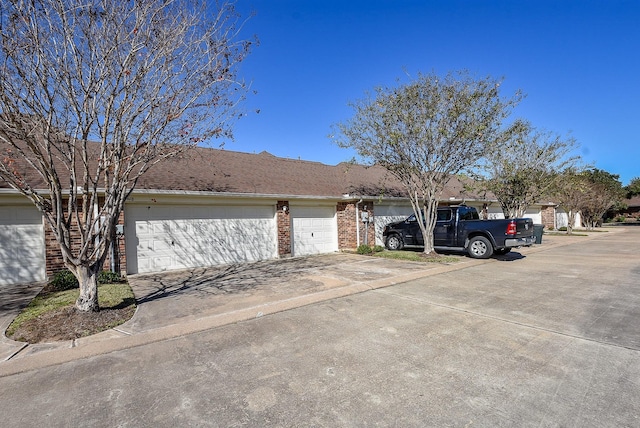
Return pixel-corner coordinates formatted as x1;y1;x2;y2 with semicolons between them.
383;205;535;258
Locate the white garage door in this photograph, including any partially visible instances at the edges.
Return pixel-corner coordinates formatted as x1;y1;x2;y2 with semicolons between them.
523;208;542;224
125;204;277;274
487;206;506;219
374;204;414;246
0;205;46;285
291;206;338;256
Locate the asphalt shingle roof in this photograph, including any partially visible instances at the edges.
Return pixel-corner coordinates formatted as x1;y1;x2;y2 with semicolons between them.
2;142;489;201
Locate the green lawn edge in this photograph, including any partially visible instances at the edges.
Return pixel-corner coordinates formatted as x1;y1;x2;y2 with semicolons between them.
6;282;136;337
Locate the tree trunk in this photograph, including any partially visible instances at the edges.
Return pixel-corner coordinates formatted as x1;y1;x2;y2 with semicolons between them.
75;265;100;312
502;202;527;219
566;210;575;235
423;226;436;255
420;198;439;255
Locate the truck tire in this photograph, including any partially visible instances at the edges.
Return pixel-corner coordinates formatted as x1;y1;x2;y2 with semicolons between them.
468;236;493;259
385;234;404;251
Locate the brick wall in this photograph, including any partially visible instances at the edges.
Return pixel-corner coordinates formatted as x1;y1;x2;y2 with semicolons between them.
44;218;76;276
44;203;127;278
337;201;375;250
337;202;354;249
111;210;127;275
276;200;291;256
540;205;556;230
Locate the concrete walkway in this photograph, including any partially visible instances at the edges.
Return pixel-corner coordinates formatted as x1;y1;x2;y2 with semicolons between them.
0;230;614;377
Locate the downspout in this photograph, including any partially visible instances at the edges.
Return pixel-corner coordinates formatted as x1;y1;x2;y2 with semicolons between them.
355;198;363;247
110;238;116;273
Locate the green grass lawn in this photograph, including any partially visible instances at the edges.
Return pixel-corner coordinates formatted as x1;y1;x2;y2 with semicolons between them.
6;282;136;338
372;250;461;264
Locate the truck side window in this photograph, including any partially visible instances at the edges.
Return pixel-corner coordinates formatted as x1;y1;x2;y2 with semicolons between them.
437;209;452;221
459;209;479;221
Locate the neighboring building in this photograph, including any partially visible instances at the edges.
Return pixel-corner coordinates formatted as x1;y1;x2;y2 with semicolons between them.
0;146;555;286
620;195;640;219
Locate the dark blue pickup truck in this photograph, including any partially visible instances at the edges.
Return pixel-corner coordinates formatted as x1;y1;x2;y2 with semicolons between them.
382;205;535;258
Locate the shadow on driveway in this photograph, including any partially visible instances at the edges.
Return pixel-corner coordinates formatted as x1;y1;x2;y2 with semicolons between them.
132;255;349;304
0;282;44;331
123;252;446;333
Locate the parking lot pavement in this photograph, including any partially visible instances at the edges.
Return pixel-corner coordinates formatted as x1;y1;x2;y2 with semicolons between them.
0;229;618;369
0;226;637;426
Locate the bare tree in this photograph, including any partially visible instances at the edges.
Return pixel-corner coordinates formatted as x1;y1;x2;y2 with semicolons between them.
553;168;624;231
333;71;521;255
0;0;254;311
578;169;624;229
552;169;589;234
479;120;579;219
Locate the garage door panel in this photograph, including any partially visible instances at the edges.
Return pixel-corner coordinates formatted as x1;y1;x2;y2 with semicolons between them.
125;204;277;274
374;204;414;246
291;206;338;257
0;205;46;286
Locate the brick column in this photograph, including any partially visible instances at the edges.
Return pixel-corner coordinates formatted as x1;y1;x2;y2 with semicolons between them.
276;201;291;256
45;201;127;278
337;202;356;249
337;201;375;250
540;205;556;230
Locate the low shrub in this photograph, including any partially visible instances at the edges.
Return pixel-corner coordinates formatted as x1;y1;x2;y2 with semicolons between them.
49;270;78;292
49;269;122;292
98;270;123;284
373;245;385;253
558;226;567;231
357;244;373;254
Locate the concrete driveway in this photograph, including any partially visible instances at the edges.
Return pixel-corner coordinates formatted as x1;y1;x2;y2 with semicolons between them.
1;228;638;426
1;251;476;364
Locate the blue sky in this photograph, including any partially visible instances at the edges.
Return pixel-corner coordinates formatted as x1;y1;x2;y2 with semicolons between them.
229;0;639;185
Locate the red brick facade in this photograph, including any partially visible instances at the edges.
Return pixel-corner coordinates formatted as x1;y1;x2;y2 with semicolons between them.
337;201;375;250
44;207;127;277
276;200;291;256
540;205;556;230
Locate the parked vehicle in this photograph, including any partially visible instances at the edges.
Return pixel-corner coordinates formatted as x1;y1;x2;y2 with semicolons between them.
382;205;535;258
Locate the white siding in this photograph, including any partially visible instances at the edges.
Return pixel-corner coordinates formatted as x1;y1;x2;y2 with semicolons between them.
556;208;582;229
486;206;506;219
524;208;542;224
485;206;543;224
374;204;415;246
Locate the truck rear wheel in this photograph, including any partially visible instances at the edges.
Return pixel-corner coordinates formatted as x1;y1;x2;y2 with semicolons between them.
385;234;404;251
468;236;493;259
